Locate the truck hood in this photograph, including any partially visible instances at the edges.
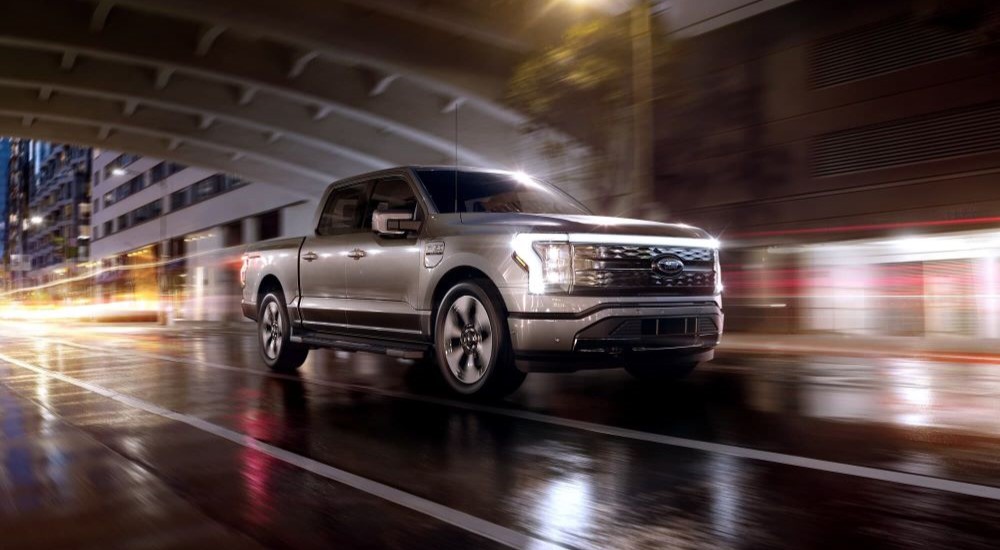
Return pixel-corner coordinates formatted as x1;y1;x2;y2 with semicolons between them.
458;213;712;239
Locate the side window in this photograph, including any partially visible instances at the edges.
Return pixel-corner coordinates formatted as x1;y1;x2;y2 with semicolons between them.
362;178;422;228
317;183;368;236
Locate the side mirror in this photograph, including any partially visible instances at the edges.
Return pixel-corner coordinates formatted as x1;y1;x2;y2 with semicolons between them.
373;209;421;237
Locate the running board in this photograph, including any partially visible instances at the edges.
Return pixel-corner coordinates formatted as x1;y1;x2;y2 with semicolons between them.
290;330;428;360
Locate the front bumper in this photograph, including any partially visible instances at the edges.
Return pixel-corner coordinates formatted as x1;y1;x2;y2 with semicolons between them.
507;301;722;372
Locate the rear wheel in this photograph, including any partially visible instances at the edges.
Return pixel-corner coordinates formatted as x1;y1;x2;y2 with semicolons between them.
434;280;525;398
624;356;698;382
258;292;309;371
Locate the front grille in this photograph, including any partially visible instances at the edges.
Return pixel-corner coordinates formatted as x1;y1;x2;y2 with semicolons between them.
577;245;713;262
610;317;720;338
572;244;716;295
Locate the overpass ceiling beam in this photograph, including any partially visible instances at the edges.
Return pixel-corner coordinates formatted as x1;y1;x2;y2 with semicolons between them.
441;97;466;114
311;104;331;121
0;89;344;183
97;124;112;140
0;46;478;168
197;113;215;130
195;24;226;57
288;49;320;80
4;34;493;165
236;85;257;106
0;116;324;195
166;137;181;150
153;66;174;90
0;53;402;170
368;71;400;98
38;86;53;101
121;98;138;116
21;115;34;127
90;0;115;33
100;0;518;105
334;0;534;53
0;4;511;165
60;50;78;71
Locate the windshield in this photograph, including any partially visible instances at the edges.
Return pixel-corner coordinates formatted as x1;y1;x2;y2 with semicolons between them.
416;169;591;215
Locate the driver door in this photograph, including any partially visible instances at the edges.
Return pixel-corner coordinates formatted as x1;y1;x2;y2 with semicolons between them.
298;181;370;332
344;176;426;339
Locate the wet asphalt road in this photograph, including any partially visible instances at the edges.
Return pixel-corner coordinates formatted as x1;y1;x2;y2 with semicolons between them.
1;322;999;549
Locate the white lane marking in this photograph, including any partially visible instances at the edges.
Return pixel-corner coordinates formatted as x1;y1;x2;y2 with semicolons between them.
0;352;558;550
15;337;1000;502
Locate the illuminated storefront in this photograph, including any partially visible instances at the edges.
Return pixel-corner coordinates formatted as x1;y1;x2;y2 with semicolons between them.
732;230;1000;339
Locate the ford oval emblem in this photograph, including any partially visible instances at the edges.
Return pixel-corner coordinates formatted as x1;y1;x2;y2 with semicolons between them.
653;255;685;277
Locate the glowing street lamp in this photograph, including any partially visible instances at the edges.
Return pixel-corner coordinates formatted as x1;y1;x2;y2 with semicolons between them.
30;215;43;226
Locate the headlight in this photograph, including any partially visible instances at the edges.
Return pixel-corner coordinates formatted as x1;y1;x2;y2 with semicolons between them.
532;242;572;292
511;233;571;294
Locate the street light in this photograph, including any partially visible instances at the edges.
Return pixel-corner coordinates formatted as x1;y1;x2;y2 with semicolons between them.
30;215;43;226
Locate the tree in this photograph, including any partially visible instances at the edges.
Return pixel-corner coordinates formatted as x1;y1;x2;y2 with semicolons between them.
507;14;675;212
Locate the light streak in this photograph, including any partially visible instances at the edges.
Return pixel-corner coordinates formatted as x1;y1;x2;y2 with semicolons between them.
733;215;1000;238
0;243;247;299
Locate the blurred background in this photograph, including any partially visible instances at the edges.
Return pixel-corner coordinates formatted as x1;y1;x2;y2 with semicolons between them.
0;0;998;347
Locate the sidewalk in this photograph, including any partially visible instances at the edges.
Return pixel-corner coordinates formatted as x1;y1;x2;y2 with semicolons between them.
718;333;1000;364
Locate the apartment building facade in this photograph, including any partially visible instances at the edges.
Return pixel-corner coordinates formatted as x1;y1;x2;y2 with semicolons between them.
89;150;316;320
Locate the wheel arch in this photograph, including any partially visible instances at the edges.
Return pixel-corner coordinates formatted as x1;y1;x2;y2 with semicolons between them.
257;274;284;310
427;266;506;335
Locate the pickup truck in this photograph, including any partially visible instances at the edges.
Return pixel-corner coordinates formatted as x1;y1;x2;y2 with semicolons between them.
241;166;722;397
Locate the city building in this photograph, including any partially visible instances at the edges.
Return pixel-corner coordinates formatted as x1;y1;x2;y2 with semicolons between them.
24;143;92;290
0;137;9;288
655;0;1000;340
89;150;315;321
4;138;33;289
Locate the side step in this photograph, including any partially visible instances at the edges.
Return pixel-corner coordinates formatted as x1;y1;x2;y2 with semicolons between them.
290;330;429;360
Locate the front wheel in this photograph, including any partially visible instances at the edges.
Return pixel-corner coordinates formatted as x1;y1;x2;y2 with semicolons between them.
258;292;309;371
434;280;525;398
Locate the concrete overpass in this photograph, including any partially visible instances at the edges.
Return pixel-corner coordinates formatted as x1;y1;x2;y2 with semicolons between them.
0;0;602;195
0;0;799;198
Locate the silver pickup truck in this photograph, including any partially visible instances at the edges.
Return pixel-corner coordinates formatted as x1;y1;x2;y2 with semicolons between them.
241;166;722;397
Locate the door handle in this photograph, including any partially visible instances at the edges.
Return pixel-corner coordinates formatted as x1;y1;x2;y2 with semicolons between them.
302;251;318;262
347;248;367;260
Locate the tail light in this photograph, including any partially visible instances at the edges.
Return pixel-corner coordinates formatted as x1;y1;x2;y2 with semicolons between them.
239;255;248;288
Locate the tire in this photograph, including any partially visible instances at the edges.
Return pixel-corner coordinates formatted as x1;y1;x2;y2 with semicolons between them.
258;291;309;371
434;279;526;398
624;356;699;382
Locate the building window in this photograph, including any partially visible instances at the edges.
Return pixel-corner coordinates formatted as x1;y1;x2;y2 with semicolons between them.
130;199;163;226
150;161;185;183
170;188;190;211
104;220;113;236
223;220;243;247
168;173;249;213
102;153;141;179
258;210;280;241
